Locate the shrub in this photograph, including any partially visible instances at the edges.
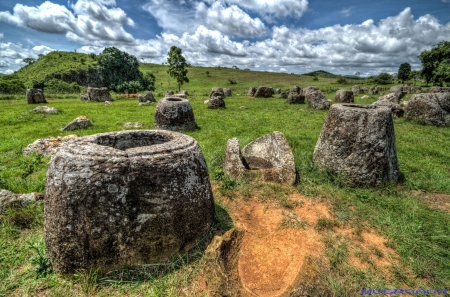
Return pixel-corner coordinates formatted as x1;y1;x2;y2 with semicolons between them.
336;77;347;84
0;74;26;94
45;79;81;94
228;78;237;84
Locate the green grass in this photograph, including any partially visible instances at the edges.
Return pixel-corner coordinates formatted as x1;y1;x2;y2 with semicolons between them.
0;71;448;296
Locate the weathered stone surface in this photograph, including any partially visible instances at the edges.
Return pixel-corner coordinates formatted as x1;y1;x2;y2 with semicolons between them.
377;92;406;104
223;88;232;97
204;228;245;297
306;90;330;110
179;90;188;95
408;86;422;93
247;87;256;96
45;130;215;274
224;132;297;185
279;92;288;99
334;90;354;103
371;100;404;118
352;85;363;94
122;122;143;128
81;94;89;101
368;86;378;95
313;104;400;186
429;86;450;93
0;190;41;212
29;106;58;114
23;135;78;156
105;101;111;106
254;86;273;98
208;97;226;109
210;88;224;98
138;92;156;103
173;93;187;98
275;88;281;94
85;87;112;102
154;97;197;131
301;86;319;96
26;88;47;104
61;116;93;131
286;86;305;104
405;93;450;127
390;86;403;93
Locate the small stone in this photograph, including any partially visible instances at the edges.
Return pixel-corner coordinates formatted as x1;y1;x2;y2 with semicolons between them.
61;116;93;131
23;135;78;156
105;101;111;106
122;122;143;128
0;190;39;212
239;106;248;110
29;106;58;114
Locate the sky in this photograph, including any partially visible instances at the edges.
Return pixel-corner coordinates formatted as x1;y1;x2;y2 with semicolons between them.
0;0;450;76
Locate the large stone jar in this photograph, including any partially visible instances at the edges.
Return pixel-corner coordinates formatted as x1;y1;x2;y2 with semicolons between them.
313;104;400;187
45;130;215;274
154;97;197;131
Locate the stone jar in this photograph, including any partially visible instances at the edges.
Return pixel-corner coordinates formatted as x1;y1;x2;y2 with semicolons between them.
45;130;215;274
154;97;197;131
313;104;400;187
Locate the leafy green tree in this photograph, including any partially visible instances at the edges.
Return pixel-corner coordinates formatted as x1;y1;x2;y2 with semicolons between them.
374;72;392;84
98;47;154;93
433;60;450;86
418;41;450;84
397;62;411;83
22;58;36;66
167;46;190;92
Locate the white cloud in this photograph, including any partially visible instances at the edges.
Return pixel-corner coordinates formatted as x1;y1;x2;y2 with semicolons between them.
213;0;309;18
0;41;55;73
196;2;266;37
0;0;135;44
340;7;352;17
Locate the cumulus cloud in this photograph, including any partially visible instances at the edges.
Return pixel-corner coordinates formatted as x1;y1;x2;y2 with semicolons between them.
212;0;309;18
196;2;266;37
0;41;55;73
0;0;135;44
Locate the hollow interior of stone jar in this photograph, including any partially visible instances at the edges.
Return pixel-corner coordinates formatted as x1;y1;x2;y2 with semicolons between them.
243;156;274;170
342;104;374;109
166;97;183;102
95;132;172;150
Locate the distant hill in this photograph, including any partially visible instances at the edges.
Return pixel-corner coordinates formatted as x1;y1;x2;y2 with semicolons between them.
302;70;364;80
13;51;99;88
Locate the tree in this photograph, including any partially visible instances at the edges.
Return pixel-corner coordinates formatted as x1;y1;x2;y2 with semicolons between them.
374;73;392;84
98;47;154;93
433;60;450;86
418;41;450;84
22;58;36;65
397;63;411;83
166;46;189;92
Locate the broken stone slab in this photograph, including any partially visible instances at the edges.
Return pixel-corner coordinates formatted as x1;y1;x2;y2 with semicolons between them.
224;132;297;185
405;93;450;127
254;86;274;98
138;101;153;106
313;104;400;187
45;130;215;274
26;88;47;104
286;86;305;104
61;116;93;131
22;135;78;156
138;92;156;103
368;86;378;95
334;90;354;103
204;228;245;296
0;189;42;212
173;93;187;98
154;97;197;131
371;100;404;118
247;87;257;96
29;106;58;114
377;92;406;104
390;85;403;93
361;95;370;99
83;87;113;102
306;90;330;110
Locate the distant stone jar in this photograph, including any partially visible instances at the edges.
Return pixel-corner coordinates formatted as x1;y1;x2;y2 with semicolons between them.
44;130;215;274
154;97;197;131
26;88;47;104
313;104;400;187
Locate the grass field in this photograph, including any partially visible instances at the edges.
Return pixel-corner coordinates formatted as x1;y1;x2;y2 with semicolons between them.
0;68;449;296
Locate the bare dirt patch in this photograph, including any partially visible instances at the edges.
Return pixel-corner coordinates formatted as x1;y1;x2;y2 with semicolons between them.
410;190;450;213
202;189;407;296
